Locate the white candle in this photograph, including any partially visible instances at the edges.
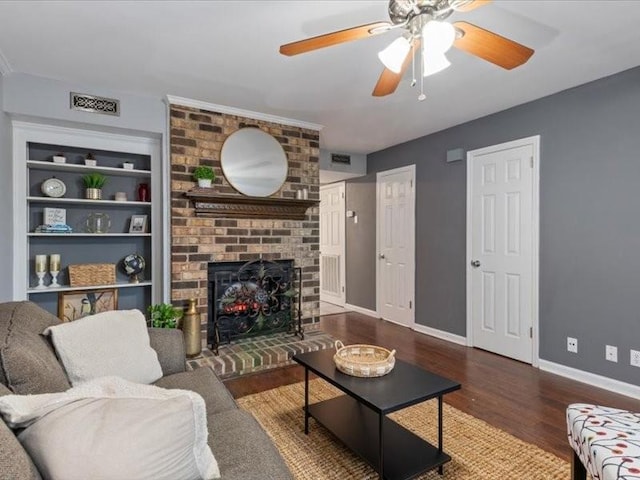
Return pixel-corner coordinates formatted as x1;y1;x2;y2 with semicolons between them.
35;255;47;273
49;254;60;272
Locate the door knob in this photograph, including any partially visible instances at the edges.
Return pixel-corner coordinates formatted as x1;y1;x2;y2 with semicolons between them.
379;253;386;259
471;260;481;268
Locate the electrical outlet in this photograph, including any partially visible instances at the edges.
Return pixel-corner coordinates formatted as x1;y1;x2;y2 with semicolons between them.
606;345;618;362
567;337;578;353
631;349;640;368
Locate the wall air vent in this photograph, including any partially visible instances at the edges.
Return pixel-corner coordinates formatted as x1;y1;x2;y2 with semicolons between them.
331;153;351;165
70;92;120;116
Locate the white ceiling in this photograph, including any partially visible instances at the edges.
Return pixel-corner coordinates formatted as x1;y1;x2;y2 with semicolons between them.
1;1;640;154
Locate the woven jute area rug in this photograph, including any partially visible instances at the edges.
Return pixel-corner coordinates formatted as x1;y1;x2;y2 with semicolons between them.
238;380;570;479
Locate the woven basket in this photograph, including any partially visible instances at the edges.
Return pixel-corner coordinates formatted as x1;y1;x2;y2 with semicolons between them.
68;263;116;287
333;340;396;378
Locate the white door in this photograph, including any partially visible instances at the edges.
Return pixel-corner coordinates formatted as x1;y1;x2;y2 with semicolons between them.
320;182;346;306
376;165;415;327
467;136;539;364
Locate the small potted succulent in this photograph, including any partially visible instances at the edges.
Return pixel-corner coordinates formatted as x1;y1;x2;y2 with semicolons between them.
193;165;215;188
148;303;183;329
52;152;66;163
85;152;97;166
82;172;107;200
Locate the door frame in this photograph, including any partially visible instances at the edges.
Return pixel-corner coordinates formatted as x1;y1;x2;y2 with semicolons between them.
319;181;346;307
465;135;540;366
376;164;416;328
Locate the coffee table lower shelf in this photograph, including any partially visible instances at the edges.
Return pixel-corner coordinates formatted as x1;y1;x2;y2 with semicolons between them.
308;395;451;480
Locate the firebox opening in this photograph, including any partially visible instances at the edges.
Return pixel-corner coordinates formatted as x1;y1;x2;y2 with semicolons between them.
207;259;303;354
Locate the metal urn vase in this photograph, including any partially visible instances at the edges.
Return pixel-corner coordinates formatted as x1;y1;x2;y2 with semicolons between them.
182;298;201;358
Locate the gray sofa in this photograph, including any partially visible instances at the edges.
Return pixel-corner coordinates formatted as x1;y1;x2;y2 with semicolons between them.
0;301;293;480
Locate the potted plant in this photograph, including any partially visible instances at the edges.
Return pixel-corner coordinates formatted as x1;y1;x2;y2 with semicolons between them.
148;303;183;329
52;152;66;163
82;172;107;200
85;153;97;166
193;166;215;188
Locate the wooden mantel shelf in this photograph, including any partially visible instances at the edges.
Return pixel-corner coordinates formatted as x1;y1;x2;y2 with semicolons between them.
184;189;318;220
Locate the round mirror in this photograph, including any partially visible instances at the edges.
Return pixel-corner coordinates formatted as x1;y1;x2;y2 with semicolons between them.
221;128;288;197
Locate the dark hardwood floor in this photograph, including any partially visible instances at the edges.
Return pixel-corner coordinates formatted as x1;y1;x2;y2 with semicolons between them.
224;312;639;462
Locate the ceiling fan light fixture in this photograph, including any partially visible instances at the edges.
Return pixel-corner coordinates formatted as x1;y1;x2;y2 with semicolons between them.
422;20;456;53
422;50;451;77
378;36;411;73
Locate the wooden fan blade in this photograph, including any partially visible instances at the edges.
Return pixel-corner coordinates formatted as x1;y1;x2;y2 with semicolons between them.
454;0;492;12
453;21;534;70
280;21;392;56
372;39;420;97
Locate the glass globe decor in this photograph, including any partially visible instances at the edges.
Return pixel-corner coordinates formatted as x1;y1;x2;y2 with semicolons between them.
122;253;145;283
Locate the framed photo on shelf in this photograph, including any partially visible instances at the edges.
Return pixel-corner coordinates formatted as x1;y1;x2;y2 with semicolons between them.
58;288;118;322
129;215;148;233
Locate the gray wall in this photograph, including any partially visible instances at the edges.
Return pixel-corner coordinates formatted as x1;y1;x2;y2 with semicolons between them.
353;65;640;385
3;73;166;134
345;174;376;310
320;149;366;177
0;75;12;301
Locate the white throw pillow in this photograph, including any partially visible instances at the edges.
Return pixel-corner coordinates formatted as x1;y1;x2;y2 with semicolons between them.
0;376;220;480
44;309;163;385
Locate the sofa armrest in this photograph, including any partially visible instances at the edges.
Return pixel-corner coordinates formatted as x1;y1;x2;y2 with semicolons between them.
148;328;186;375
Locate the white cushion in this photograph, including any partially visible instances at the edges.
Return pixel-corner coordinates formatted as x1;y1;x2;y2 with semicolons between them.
44;309;163;386
0;376;220;480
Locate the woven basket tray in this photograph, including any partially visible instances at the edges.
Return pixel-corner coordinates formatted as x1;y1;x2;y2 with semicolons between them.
68;263;116;287
333;340;396;378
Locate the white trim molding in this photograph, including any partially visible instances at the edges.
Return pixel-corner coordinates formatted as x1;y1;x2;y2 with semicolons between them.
165;95;323;132
344;303;378;319
539;359;640;400
412;323;468;346
0;47;12;76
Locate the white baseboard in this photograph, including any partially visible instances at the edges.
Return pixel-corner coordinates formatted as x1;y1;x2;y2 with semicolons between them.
344;303;378;319
412;323;468;346
538;359;640;400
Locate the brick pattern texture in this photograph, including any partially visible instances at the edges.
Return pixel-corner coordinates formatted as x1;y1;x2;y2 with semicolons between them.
170;105;320;341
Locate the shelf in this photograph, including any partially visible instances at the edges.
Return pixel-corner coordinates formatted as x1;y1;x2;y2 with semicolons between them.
27;196;152;207
28;160;151;178
309;395;450;480
28;233;152;237
28;280;152;294
185;189;317;220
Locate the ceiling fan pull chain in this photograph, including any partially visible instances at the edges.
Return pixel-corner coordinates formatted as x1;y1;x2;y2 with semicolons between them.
411;43;417;87
418;47;426;101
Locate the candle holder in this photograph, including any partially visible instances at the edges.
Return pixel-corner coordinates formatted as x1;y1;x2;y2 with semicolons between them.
35;271;47;289
49;270;60;288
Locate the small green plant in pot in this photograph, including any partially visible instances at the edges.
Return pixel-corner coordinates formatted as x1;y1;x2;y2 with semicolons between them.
148;303;183;329
82;172;107;200
193;166;215;188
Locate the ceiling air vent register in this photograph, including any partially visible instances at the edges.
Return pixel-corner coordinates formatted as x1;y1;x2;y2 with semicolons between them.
70;92;120;117
331;153;351;165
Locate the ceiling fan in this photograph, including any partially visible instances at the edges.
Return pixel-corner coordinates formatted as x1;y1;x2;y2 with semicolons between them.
279;0;534;98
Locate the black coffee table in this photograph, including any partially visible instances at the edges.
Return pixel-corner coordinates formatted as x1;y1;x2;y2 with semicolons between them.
293;349;461;480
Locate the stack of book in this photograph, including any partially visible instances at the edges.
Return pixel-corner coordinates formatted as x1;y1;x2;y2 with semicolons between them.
35;224;73;234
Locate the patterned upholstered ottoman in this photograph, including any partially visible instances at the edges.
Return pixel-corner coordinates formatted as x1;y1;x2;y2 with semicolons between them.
567;404;640;480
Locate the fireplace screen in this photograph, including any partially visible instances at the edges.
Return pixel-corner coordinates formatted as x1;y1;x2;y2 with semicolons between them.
208;259;303;354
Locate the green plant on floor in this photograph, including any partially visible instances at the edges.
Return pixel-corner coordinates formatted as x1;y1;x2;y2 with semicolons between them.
148;303;183;329
193;165;215;181
81;172;107;189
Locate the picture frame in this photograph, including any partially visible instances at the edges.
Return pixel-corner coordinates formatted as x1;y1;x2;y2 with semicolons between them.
58;288;118;322
129;214;148;233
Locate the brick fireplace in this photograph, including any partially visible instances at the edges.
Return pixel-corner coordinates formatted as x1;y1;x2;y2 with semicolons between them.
169;103;320;344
